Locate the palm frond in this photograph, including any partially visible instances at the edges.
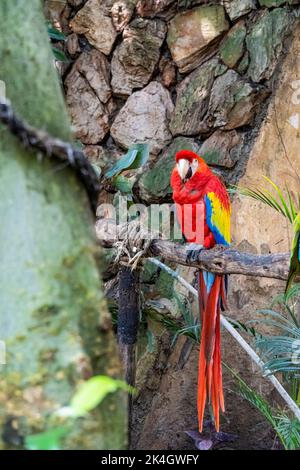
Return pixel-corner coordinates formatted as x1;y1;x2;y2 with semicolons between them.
227;318;260;338
227;365;300;450
257;308;300;333
275;414;300;450
171;293;201;344
286;185;297;221
284;284;300;311
236;177;300;224
263;177;295;223
253;308;300;377
227;365;277;426
147;292;201;344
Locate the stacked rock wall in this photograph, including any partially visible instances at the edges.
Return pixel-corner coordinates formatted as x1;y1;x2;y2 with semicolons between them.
46;1;299;200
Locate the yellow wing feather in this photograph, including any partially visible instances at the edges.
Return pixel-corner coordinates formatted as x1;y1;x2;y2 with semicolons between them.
206;192;231;245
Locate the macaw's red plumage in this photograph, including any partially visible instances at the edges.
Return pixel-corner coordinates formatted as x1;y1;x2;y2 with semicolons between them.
170;150;231;432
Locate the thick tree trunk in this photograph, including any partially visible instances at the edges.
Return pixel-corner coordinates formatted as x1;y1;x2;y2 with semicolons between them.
0;0;126;450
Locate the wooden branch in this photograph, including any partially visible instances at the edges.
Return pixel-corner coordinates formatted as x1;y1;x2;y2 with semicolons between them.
96;220;289;281
150;241;289;281
0;98;100;210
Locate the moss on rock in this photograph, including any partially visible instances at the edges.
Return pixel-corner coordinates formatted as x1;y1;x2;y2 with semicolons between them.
220;21;246;69
246;7;292;82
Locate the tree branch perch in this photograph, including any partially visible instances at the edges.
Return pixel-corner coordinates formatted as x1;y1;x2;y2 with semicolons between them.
96;219;289;281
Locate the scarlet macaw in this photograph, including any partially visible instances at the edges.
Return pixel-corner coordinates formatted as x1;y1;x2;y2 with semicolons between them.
285;212;300;295
170;150;231;432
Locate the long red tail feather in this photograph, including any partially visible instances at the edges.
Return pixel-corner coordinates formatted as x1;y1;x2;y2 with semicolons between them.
197;272;225;432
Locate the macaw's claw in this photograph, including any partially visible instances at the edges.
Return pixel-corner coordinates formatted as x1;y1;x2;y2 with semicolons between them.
185;243;204;264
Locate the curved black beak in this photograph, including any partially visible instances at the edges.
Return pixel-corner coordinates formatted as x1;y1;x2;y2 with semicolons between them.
183;166;193;183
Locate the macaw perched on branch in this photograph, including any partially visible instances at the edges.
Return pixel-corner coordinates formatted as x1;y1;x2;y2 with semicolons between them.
170;150;231;432
285;213;300;295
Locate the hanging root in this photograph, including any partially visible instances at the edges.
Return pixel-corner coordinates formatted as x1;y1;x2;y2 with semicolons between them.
113;221;158;270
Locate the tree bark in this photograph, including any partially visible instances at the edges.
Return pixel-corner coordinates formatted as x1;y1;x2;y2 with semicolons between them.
0;99;100;210
0;0;126;450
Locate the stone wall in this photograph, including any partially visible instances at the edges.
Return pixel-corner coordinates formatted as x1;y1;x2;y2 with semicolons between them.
45;0;300;449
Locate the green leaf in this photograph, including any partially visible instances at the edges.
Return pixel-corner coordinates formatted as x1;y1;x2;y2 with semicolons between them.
91;163;102;179
113;175;134;194
225;364;300;450
228;318;259;338
70;375;132;416
238;178;300;225
105;144;149;179
128;143;150;169
286;185;297;221
48;26;66;42
52;47;69;63
25;426;69;451
74;140;84;150
263;176;293;223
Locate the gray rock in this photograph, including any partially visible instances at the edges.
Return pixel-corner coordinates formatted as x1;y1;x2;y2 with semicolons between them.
70;0;117;55
67;0;85;6
159;57;177;88
84;144;123;169
220;21;246;69
167;5;229;73
111;1;135;32
111;18;167;96
200;130;243;168
258;0;298;7
170;59;218;136
177;0;209;7
223;0;256;21
65;50;113;144
74;50;112;103
136;0;176;17
208;70;267;130
66;33;81;57
247;8;292;82
237;51;249;74
111;82;174;155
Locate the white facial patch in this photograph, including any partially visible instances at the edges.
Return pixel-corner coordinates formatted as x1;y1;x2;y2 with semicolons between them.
177;159;190;180
177;158;199;181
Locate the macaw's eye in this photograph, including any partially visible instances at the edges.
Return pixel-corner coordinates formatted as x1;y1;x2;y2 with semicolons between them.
191;159;199;175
